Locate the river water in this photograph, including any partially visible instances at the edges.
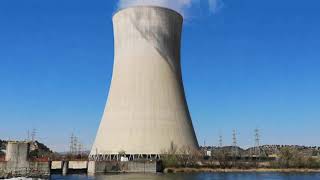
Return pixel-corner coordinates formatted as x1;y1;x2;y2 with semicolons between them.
49;173;320;180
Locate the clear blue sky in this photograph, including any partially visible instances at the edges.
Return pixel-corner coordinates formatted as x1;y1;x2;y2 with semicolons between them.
0;0;319;152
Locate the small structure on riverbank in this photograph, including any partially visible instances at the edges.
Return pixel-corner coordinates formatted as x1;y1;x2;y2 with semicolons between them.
5;141;30;166
0;141;50;178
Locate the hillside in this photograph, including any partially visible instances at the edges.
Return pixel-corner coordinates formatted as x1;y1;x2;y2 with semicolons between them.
202;145;320;157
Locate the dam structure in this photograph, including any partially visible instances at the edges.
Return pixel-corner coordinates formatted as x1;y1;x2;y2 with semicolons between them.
90;6;198;161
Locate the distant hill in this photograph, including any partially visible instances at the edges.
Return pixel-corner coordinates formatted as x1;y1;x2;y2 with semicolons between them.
201;145;320;157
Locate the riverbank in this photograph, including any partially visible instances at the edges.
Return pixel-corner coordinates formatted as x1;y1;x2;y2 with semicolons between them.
0;169;45;179
0;171;49;179
164;167;320;173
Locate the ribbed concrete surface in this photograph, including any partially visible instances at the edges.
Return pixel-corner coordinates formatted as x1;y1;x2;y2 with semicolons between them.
91;6;198;155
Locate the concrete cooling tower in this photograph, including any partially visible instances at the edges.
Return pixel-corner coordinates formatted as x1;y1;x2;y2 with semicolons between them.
90;6;198;160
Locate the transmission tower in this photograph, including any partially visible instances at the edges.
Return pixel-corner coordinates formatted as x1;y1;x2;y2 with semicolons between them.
219;135;223;147
77;142;84;156
70;134;75;155
73;136;78;155
232;129;238;156
27;130;30;141
31;128;36;142
78;143;82;155
254;128;260;156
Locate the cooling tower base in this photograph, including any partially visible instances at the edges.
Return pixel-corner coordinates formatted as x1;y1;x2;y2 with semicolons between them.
89;154;161;161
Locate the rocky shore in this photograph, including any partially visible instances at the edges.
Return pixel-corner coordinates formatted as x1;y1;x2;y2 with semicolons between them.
0;171;50;179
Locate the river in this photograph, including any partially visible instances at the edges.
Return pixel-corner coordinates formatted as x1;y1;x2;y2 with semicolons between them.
48;173;320;180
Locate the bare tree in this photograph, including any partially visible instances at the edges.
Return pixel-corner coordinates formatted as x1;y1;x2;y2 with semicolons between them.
215;148;229;168
178;146;201;167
